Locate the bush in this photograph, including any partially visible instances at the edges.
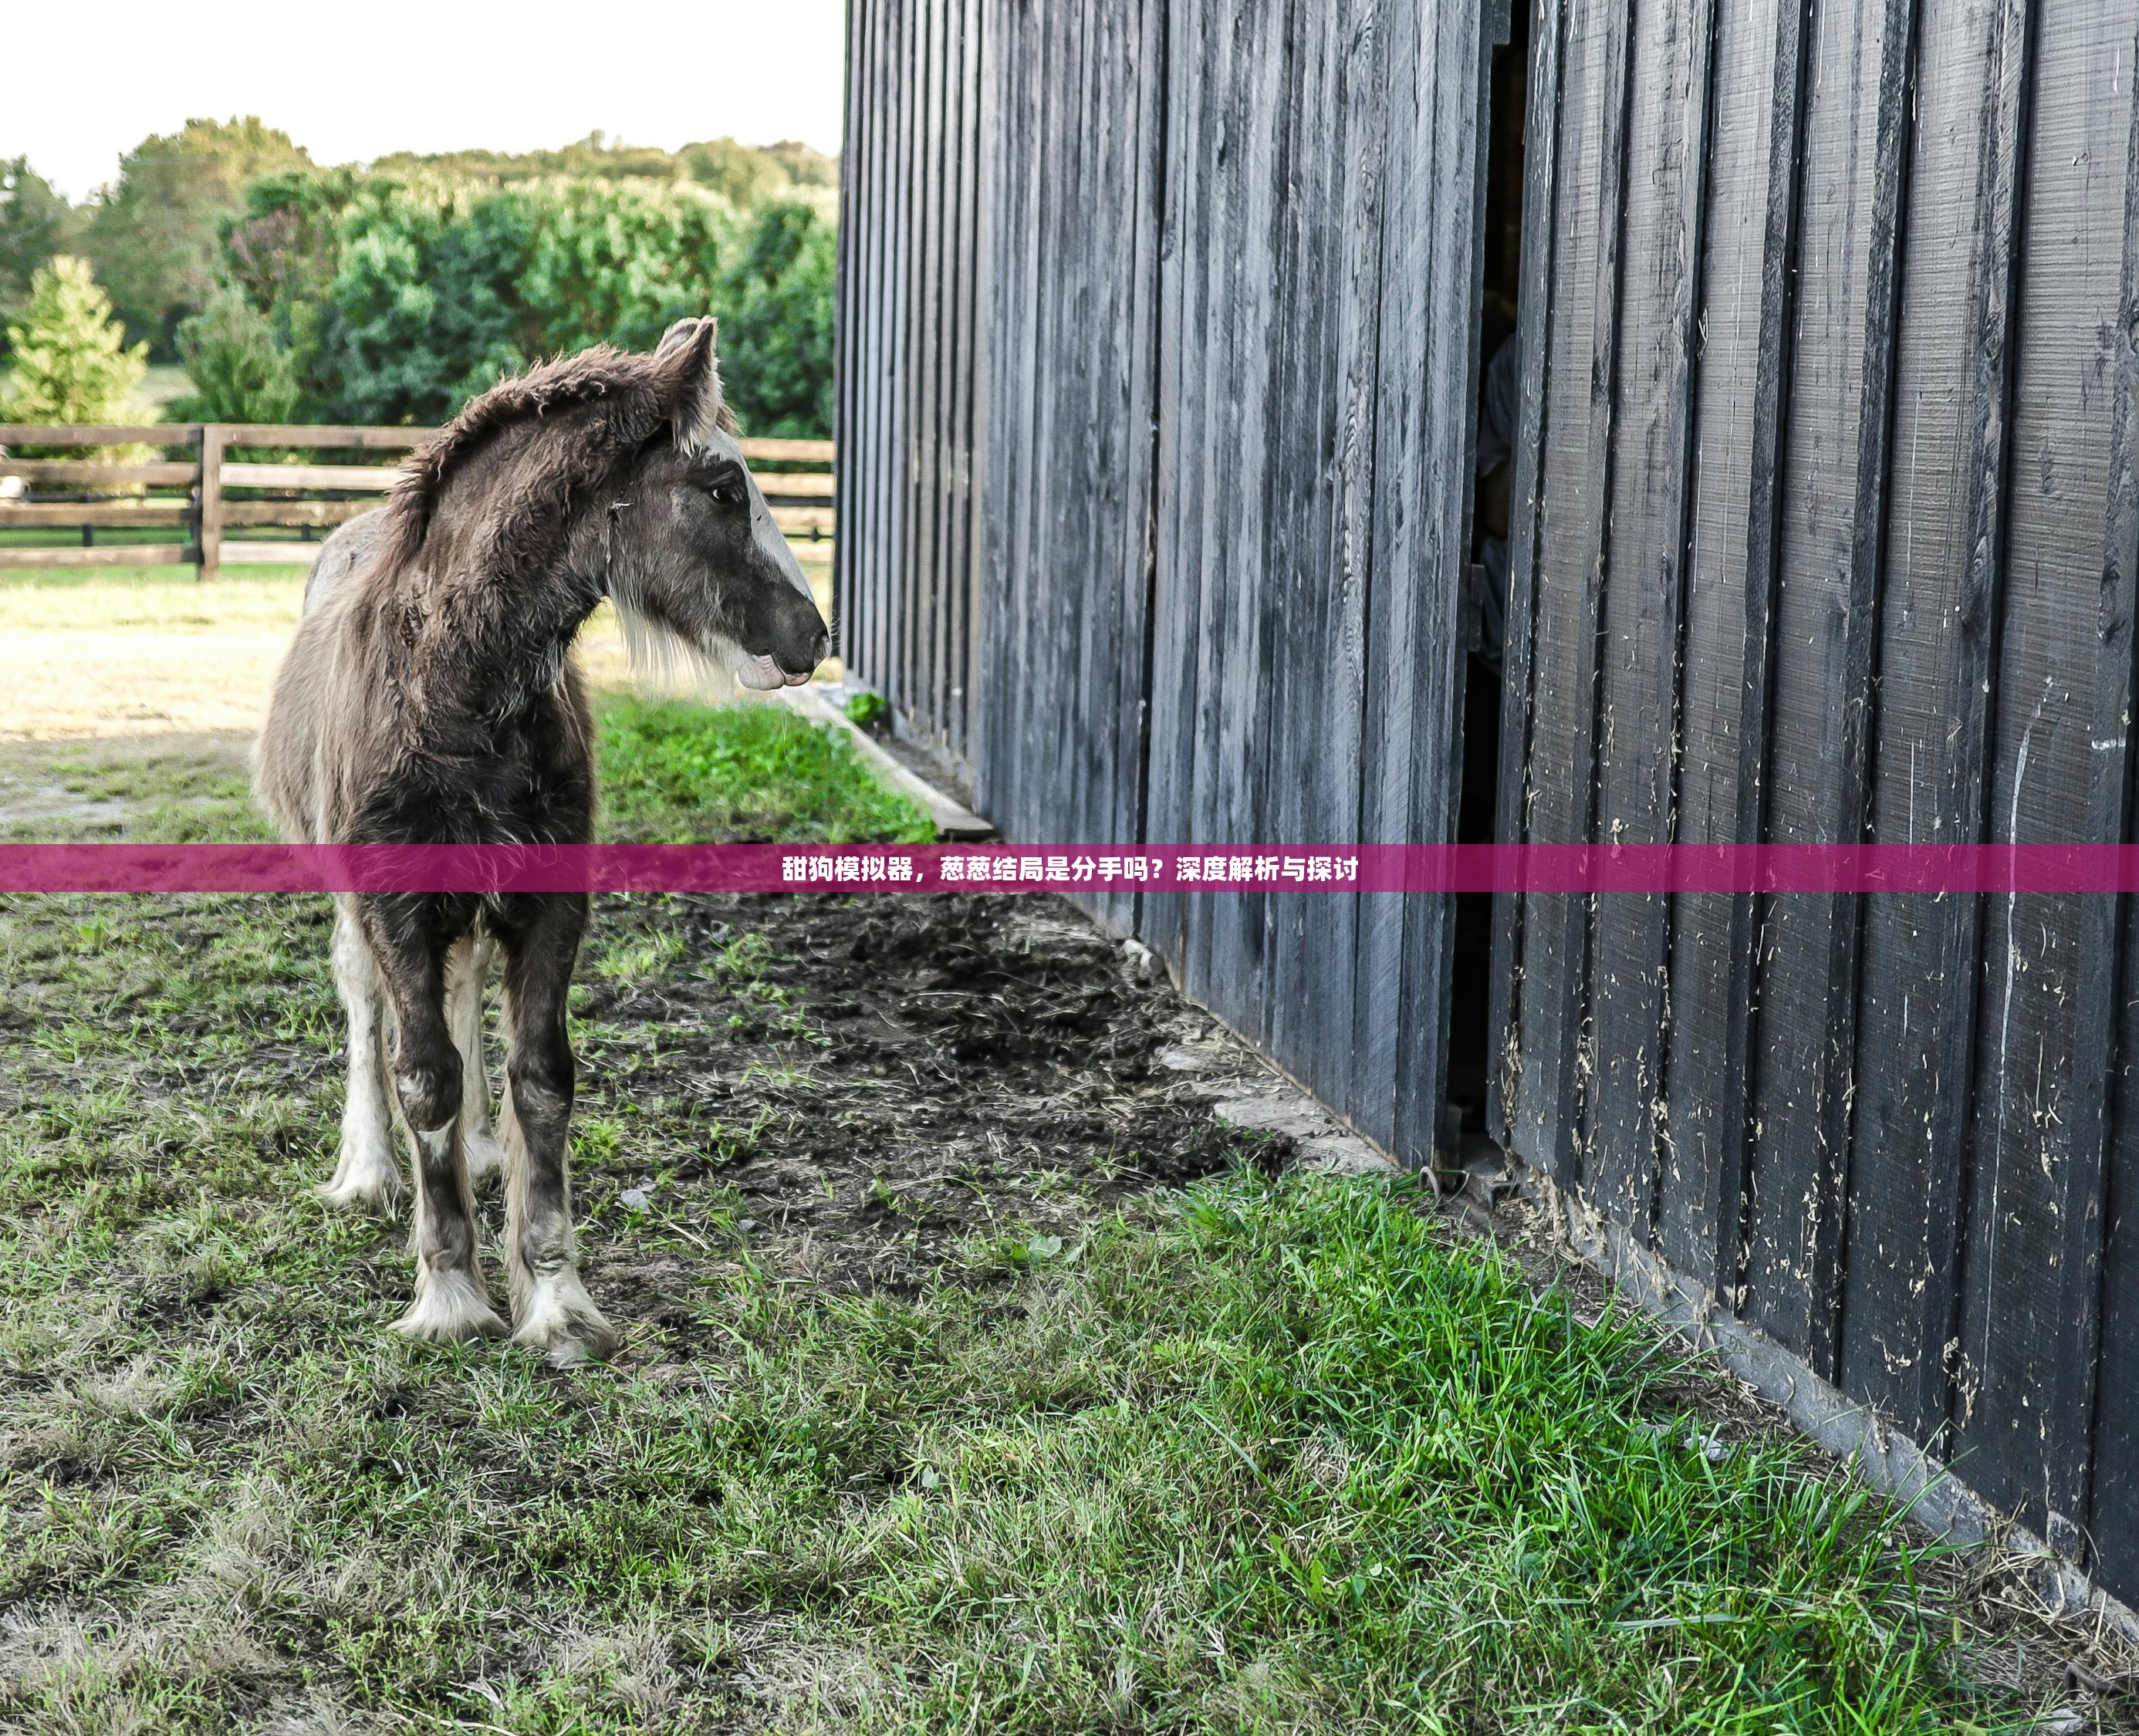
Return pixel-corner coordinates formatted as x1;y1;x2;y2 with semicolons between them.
316;181;534;425
714;201;835;439
0;255;148;424
173;289;299;423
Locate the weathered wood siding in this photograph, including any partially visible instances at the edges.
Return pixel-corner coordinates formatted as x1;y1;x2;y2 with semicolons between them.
1495;0;2139;1602
971;0;1489;1129
975;0;1169;934
845;0;1490;1132
1134;0;1490;1158
836;0;987;768
843;0;2139;1606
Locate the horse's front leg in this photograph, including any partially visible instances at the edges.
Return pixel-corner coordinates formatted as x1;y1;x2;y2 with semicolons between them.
495;892;619;1366
359;897;507;1345
320;900;401;1213
447;931;504;1183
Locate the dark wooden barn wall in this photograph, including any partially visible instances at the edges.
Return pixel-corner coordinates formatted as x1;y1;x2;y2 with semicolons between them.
841;0;2139;1603
974;0;1167;937
1137;0;1489;1157
971;0;1490;1152
836;0;987;769
1496;0;2139;1600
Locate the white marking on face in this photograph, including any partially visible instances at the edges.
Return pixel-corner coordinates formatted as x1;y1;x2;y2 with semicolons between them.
699;427;816;603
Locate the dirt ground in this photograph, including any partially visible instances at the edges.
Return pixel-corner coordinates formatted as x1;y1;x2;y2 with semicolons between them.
0;565;833;742
568;887;1293;1314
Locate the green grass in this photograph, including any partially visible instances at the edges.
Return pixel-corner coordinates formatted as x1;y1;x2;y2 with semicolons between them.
0;1055;2057;1734
0;564;308;597
1;689;931;848
0;706;2086;1732
12;740;271;843
594;694;934;844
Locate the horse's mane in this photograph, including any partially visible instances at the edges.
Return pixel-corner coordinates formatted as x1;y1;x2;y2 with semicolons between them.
369;333;738;590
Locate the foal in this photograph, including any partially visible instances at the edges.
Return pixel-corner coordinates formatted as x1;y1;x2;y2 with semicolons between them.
257;319;828;1363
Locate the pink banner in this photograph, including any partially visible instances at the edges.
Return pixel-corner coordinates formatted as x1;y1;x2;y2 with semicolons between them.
5;843;2139;895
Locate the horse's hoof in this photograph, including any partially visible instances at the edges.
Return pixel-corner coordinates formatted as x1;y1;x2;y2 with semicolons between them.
392;1273;508;1345
463;1126;505;1184
512;1276;621;1366
319;1170;400;1216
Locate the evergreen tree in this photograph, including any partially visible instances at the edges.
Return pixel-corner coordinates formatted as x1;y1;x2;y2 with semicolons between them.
0;256;150;424
716;202;836;438
173;287;299;423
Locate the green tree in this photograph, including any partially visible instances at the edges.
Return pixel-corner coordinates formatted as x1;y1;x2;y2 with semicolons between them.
0;157;74;348
173;288;299;422
363;133;840;205
0;256;149;423
316;181;535;424
715;201;836;437
189;162;840;436
83;117;311;360
0;254;150;423
217;168;361;417
518;178;733;356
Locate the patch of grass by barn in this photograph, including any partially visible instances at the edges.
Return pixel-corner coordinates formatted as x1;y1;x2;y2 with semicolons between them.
0;629;2122;1728
596;696;932;846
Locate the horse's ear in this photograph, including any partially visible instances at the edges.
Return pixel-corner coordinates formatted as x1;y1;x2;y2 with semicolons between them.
656;316;725;451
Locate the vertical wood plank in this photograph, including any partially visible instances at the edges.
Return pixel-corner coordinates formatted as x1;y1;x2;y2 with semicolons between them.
198;427;225;584
1393;0;1492;1162
1950;0;2119;1536
895;0;928;730
1582;0;1720;1231
1545;0;1638;1189
1712;0;1814;1309
1655;0;1776;1276
1506;0;1619;1175
951;0;985;763
1739;0;1916;1373
1140;0;1210;974
1918;0;2032;1483
832;0;864;655
1838;0;2007;1441
2073;1;2139;1592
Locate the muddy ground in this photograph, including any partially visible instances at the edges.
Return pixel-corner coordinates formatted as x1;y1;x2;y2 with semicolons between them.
566;888;1296;1322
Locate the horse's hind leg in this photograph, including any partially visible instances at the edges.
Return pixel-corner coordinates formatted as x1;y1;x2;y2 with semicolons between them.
320;900;401;1214
495;892;618;1366
447;931;503;1183
360;899;506;1345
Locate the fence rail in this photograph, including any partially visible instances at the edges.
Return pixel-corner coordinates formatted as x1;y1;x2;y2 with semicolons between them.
0;424;836;581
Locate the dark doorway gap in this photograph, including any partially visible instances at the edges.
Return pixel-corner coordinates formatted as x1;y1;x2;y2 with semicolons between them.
1446;2;1529;1147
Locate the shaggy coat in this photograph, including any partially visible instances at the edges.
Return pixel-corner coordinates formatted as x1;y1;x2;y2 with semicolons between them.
258;318;827;1362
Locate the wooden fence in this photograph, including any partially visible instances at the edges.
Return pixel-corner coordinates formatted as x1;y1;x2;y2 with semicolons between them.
0;424;836;581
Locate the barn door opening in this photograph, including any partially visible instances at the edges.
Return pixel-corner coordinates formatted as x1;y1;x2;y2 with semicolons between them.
1445;0;1529;1158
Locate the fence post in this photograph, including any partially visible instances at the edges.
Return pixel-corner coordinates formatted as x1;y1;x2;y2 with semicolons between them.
198;426;225;583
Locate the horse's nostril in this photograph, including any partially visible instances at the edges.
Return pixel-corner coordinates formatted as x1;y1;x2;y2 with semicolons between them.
812;630;831;664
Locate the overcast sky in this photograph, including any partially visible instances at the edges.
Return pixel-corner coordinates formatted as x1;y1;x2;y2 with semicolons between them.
4;2;848;201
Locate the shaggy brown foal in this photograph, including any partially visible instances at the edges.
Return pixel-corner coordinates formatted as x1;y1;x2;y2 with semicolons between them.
257;319;828;1363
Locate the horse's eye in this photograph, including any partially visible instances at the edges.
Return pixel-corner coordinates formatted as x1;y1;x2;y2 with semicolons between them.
709;478;744;507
